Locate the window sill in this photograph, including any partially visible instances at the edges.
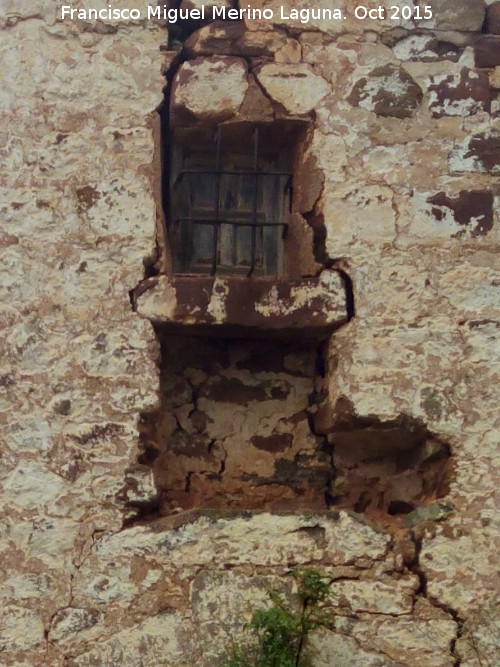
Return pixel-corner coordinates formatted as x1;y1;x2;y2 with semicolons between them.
134;270;349;340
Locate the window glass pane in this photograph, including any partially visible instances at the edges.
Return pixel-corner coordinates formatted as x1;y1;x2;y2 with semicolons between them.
190;174;216;214
239;175;255;213
262;225;280;275
236;226;252;267
219;224;263;269
219;223;234;267
192;223;215;266
238;226;263;268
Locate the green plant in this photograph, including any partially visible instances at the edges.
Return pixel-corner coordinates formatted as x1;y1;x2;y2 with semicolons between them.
223;569;333;667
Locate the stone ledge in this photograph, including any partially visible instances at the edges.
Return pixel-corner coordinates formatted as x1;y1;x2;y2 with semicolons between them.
134;270;349;339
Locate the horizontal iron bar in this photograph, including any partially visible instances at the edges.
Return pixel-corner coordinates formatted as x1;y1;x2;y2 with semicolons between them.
175;218;288;227
177;168;292;177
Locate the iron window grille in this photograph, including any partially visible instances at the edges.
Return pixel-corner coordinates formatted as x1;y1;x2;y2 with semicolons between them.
170;125;292;276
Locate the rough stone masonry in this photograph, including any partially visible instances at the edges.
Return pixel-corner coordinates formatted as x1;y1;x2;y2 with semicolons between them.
0;0;499;665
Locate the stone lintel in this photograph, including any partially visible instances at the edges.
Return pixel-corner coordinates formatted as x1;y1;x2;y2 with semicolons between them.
135;270;348;339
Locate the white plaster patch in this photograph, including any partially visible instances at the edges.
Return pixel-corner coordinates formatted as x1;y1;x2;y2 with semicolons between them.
255;271;345;318
207;277;229;323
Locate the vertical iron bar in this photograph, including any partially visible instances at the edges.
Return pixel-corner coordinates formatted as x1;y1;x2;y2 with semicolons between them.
232;180;237;267
212;126;222;275
248;127;259;277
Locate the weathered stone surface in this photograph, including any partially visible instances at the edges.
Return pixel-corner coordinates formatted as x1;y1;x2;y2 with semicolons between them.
134;272;348;337
428;68;490;117
332;577;418;614
348;606;458;667
171;56;248;122
474;34;500;66
431;0;486;32
405;501;454;526
310;629;394;667
0;606;45;652
185;21;289;57
76;511;390;567
348;64;423;118
487;1;500;33
255;63;329;115
450;132;500;173
50;608;102;642
392;35;461;62
1;2;500;666
489;66;500;88
69;612;192;666
425;190;494;237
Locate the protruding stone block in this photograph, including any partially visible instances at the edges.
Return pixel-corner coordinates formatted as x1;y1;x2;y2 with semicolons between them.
255;63;329;115
134;271;349;339
171;56;248;122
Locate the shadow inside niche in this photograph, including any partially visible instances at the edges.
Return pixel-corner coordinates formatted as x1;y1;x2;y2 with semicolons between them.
321;400;452;521
133;331;334;517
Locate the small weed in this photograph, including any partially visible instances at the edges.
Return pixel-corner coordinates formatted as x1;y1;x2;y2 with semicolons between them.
223;568;332;667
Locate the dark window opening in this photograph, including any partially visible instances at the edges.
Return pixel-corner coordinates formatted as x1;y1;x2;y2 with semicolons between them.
168;123;297;277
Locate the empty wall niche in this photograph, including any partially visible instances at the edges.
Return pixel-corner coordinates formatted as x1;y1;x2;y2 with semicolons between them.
139;334;332;513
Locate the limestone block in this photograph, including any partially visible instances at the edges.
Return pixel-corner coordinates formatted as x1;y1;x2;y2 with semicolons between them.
349;612;457;667
0;0;57;26
430;0;486;32
243;0;407;35
434;263;500;320
332;577;418;615
50;608;102;642
475;34;500;66
192;570;272;663
0;606;45;652
275;38;302;63
185;21;289;57
348;64;423;118
310;629;390;667
255;63;329;115
420;529;500;613
2;461;68;511
393;35;461;62
70;612;193;666
84;512;389;568
1;25;164;126
489;66;500;88
487;1;500;33
322;184;396;255
171;57;248;122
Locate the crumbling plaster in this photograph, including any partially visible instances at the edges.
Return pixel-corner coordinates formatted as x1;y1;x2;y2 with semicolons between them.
0;0;499;665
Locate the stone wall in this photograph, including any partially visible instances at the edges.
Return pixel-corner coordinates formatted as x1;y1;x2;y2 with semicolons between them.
0;1;499;665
